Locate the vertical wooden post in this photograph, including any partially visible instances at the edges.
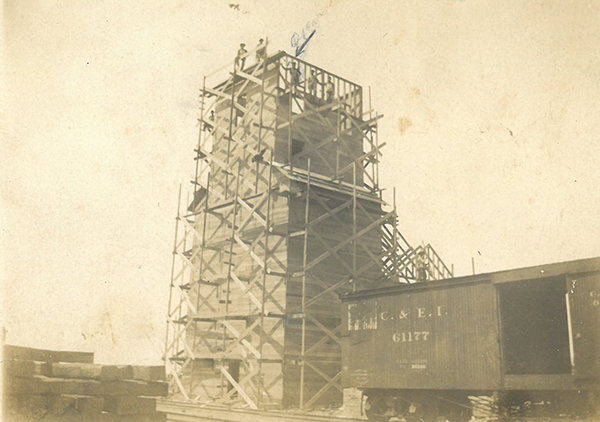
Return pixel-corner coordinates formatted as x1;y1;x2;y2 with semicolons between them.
352;162;357;289
189;174;211;394
165;184;183;370
288;61;294;173
393;188;399;282
335;98;340;181
375;122;381;200
257;152;274;407
299;158;311;409
255;57;267;193
188;76;208;394
225;163;242;314
367;87;372;188
175;190;190;357
222;162;242;398
225;62;239;199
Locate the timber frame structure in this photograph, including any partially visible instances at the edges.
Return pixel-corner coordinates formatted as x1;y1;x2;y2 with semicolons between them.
164;44;453;410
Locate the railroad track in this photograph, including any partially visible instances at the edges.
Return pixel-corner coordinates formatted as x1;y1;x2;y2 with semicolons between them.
157;400;367;422
157;400;598;422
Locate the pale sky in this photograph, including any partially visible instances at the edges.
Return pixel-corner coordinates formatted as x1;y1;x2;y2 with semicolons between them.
2;0;600;364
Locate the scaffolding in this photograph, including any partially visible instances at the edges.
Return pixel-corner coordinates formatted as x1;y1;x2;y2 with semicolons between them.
164;45;453;410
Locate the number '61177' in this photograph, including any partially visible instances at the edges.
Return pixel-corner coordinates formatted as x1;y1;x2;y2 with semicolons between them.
392;331;430;343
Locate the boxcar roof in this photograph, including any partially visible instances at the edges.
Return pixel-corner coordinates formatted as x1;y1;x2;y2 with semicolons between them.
342;256;600;301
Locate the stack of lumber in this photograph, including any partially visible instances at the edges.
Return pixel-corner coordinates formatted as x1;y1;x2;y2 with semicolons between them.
2;345;168;422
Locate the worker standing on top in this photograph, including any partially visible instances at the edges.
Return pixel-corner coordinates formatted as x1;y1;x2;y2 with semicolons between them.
236;43;248;71
325;76;334;102
289;61;300;90
307;68;317;96
255;38;266;62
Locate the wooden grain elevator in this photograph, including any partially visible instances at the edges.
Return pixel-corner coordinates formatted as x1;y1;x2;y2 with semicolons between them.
164;45;453;410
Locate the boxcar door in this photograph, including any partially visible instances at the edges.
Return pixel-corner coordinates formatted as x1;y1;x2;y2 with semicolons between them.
567;271;600;380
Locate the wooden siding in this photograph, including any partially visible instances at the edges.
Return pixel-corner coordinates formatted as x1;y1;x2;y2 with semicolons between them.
274;94;365;185
183;55;387;408
341;281;502;391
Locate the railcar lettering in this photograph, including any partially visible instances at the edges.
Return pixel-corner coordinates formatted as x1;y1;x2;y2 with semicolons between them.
347;302;378;331
350;369;371;387
392;331;430;342
381;306;445;321
349;302;446;331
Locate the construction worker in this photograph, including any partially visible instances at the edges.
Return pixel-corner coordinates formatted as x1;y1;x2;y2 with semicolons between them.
307;68;317;96
235;43;248;71
255;38;266;62
202;110;215;132
325;76;334;102
416;249;428;282
289;61;300;90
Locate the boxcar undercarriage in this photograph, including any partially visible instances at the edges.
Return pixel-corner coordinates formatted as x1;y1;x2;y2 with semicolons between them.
361;388;599;422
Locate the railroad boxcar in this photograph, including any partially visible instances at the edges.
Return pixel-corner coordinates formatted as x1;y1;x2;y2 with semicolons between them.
341;257;600;421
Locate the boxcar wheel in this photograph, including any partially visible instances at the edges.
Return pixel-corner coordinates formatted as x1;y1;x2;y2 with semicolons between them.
404;398;438;422
445;404;472;422
498;391;530;417
442;395;472;422
364;395;390;422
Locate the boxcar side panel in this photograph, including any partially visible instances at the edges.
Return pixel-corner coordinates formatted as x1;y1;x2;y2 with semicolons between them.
568;271;600;380
342;281;501;391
